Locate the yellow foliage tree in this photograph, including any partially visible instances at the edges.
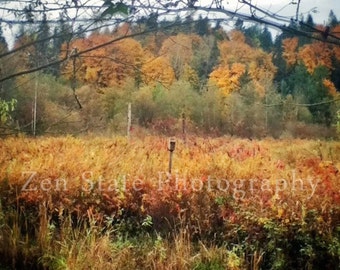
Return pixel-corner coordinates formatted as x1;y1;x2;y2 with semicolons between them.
61;34;144;87
209;30;276;96
141;56;175;87
209;63;246;95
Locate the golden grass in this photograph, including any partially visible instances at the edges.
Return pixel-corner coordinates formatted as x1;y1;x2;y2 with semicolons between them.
0;135;339;269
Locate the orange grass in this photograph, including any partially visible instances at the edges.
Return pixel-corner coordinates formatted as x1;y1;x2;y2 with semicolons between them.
1;135;339;224
0;135;339;269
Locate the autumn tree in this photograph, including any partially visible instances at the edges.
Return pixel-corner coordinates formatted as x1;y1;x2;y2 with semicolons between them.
209;63;246;96
282;23;340;97
61;31;144;87
209;30;276;96
181;64;200;91
282;37;299;68
141;56;175;87
298;42;333;73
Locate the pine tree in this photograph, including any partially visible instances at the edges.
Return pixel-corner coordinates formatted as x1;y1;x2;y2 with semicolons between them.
51;17;73;77
195;15;209;36
234;18;244;32
35;13;52;70
281;65;333;125
243;24;261;48
259;26;273;52
183;15;194;34
299;14;314;46
328;10;338;27
146;12;159;30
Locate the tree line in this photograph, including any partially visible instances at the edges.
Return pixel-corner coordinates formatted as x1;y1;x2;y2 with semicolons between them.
0;5;340;138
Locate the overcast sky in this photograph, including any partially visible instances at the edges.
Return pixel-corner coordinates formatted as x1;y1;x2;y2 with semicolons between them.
224;0;340;24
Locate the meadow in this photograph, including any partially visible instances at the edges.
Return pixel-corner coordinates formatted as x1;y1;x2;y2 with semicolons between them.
0;135;339;269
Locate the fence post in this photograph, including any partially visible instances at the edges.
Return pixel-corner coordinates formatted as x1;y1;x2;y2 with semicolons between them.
168;138;176;174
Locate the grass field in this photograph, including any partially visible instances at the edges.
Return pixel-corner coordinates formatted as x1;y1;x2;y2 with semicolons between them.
0;135;339;269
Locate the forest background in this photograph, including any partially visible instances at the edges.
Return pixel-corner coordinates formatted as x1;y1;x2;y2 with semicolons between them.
0;1;339;139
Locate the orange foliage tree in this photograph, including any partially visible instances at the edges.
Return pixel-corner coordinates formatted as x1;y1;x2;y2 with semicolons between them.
209;63;246;95
141;56;175;87
282;37;299;67
298;42;332;73
282;24;340;74
209;30;276;96
61;33;144;87
282;24;340;95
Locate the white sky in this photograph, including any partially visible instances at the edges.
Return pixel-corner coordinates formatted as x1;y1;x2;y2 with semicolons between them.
225;0;340;24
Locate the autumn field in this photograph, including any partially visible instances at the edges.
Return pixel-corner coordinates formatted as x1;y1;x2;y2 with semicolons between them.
0;135;339;269
2;1;340;269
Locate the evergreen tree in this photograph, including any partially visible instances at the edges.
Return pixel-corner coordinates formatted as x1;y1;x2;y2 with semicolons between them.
259;26;273;52
75;24;85;39
234;18;244;32
328;10;338;27
281;19;299;40
183;15;194;34
193;36;219;84
51;17;73;77
146;12;159;30
35;13;52;70
299;14;314;46
272;19;299;83
195;15;209;36
242;24;273;51
244;24;262;48
171;15;182;35
281;65;333;126
330;58;340;92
